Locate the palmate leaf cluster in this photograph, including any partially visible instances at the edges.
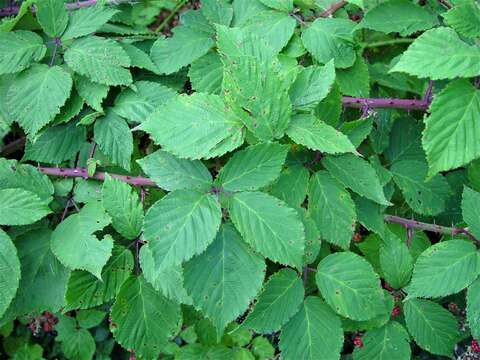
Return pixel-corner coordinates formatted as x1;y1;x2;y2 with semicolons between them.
0;0;480;359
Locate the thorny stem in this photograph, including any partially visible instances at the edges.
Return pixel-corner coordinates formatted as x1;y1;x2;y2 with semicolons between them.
319;0;347;17
154;0;188;33
49;38;61;67
0;0;133;17
384;215;479;243
24;167;480;244
361;38;415;49
342;96;431;110
38;167;157;187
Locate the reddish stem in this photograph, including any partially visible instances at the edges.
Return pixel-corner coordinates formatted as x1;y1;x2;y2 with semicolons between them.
319;0;347;17
38;167;156;187
384;215;478;242
0;0;131;17
342;97;430;110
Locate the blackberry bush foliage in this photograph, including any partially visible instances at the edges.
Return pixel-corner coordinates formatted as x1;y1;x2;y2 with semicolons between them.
0;0;479;359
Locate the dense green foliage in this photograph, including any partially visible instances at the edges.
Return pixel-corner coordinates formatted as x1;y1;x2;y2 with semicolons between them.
1;0;480;359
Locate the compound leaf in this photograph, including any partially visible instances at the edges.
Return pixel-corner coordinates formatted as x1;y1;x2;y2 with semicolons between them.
64;36;132;86
7;64;72;136
0;229;20;319
110;276;181;359
51;201;112;278
391;27;480;79
308;171;356;249
279;297;344;360
215;143;289;192
143;190;222;270
229;191;305;269
0;188;51;225
407;240;480;298
137;150;212;192
316;252;386;321
243;268;304;333
184;223;265;336
323;154;390;205
404;298;459;356
0;31;46;75
422;80;480;176
102;174;144;240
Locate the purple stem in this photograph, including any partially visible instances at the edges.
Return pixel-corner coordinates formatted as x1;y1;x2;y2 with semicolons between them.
342;97;431;110
38;167;156;187
384;215;478;242
423;80;434;103
0;5;18;16
0;0;131;17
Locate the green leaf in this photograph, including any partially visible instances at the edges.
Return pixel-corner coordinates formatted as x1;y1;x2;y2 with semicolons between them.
391;160;451;215
113;81;176;124
229;191;305;269
308;171;356;249
240;10;296;54
151;26;214;75
259;0;293;12
407;240;480;298
270;165;310;208
391;27;480;80
462;186;480;239
301;18;356;68
216;143;289;192
184;223;265;335
384;116;424;164
75;75;109;112
201;0;233;25
358;0;438;36
138;150;212;192
243;268;304;333
77;309;106;329
65;245;133;310
139;93;244;159
64;36;132;86
218;26;292;141
336;56;370;97
443;1;480;38
340;118;373;148
143;190;222;269
322;154;390;205
24;122;86;164
467;278;480;338
0;31;46;75
0;229;20;319
422;80;480;176
0;188;50;225
279;296;344;360
51;201;112;278
0;159;54;202
353;322;411;360
4;229;68;319
110;276;181;359
140;244;192;305
94;110;133;171
62;5;119;40
404;298;459;356
102;174;143;240
188;52;223;94
57;315;96;360
7;64;72;136
120;42;158;73
289;61;336;110
286;114;357;155
379;237;413;289
316;252;386;321
36;0;68;38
